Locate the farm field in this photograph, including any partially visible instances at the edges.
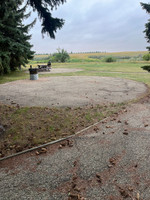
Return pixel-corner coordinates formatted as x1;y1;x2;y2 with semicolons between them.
34;50;147;59
69;50;147;59
0;51;150;158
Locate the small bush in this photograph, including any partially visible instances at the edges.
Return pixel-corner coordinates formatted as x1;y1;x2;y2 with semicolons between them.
141;65;150;72
143;53;150;61
50;48;70;63
104;57;116;62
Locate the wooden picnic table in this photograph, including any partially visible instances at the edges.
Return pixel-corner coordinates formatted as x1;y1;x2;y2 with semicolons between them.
37;62;51;72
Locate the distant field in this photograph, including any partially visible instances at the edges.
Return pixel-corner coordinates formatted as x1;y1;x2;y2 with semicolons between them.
33;51;147;60
69;51;147;59
32;51;148;63
34;51;147;59
34;54;51;58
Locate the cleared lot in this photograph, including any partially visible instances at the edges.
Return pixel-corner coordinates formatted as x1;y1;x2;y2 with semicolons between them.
0;76;147;107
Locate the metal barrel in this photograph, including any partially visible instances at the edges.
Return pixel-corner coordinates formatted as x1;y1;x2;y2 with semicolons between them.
30;73;38;80
29;66;39;80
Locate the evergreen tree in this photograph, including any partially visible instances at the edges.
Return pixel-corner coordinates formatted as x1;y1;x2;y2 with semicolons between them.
141;3;150;51
0;0;66;74
26;0;66;38
0;0;35;74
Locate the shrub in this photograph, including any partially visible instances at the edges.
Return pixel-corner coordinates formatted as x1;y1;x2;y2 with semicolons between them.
51;48;70;63
143;53;150;61
104;57;116;62
141;65;150;72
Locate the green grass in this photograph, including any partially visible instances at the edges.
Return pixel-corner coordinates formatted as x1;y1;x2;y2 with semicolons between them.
0;70;28;84
38;61;150;86
0;59;150;85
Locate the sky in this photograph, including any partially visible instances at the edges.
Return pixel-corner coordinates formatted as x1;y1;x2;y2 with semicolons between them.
26;0;150;54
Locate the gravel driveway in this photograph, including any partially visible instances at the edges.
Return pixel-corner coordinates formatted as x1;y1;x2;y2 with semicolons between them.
1;99;150;199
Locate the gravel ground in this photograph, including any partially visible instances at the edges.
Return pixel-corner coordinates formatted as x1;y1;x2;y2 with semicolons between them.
0;76;147;107
38;68;83;74
0;101;150;199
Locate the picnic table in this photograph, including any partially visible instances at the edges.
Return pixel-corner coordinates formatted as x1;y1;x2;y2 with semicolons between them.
38;61;51;72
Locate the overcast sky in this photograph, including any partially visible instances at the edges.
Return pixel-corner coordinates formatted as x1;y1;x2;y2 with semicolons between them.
26;0;150;54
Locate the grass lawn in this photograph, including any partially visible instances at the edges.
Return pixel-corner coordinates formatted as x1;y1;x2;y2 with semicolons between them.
0;51;150;158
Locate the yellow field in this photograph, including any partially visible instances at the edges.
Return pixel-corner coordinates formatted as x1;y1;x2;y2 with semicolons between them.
34;54;50;58
34;51;147;59
69;51;147;59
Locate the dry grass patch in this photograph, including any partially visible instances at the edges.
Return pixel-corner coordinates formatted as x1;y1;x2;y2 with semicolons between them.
0;102;125;157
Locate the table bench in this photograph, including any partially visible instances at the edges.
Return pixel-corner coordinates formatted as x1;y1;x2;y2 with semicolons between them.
37;64;51;72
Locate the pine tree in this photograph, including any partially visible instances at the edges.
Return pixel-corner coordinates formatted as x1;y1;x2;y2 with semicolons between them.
0;0;35;74
141;3;150;51
26;0;66;38
0;0;66;74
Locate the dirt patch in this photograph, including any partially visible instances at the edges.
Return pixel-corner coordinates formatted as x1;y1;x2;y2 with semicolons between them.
0;76;147;107
39;68;83;74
